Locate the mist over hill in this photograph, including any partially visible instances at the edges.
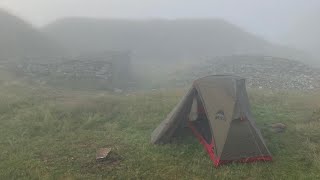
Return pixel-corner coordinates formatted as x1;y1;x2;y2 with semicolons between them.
43;18;310;65
0;9;65;61
284;12;320;62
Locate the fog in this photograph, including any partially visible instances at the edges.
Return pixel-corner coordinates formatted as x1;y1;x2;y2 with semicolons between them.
1;0;320;50
0;0;320;87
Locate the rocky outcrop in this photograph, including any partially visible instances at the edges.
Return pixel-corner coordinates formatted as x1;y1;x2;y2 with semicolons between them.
11;51;132;89
270;123;287;133
18;60;112;80
171;55;320;91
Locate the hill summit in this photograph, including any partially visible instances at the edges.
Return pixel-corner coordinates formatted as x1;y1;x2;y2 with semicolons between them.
43;18;306;63
0;9;65;61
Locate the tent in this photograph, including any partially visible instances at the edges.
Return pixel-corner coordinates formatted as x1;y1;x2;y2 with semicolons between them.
151;75;272;166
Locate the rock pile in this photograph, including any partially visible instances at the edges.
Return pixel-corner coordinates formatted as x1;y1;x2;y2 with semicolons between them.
6;51;133;89
171;55;320;91
270;123;287;133
17;60;113;80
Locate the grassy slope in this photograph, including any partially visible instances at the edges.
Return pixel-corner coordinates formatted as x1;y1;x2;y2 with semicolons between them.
1;74;320;179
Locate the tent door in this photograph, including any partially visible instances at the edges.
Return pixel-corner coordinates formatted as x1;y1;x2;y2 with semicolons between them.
188;95;212;144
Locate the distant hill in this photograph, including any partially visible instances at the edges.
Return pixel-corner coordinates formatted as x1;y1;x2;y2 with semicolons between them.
0;9;65;61
43;18;309;64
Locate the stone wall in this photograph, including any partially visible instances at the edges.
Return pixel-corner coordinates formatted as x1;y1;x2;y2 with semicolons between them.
13;51;132;89
170;55;320;91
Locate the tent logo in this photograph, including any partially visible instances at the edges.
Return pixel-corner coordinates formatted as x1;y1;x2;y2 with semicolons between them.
215;110;225;120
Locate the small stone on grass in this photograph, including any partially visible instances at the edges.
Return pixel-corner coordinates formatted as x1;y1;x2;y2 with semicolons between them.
96;148;112;161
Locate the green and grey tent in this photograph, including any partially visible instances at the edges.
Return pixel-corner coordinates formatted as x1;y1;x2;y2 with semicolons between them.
151;75;272;166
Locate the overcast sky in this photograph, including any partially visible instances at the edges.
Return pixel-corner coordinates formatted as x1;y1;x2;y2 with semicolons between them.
0;0;319;44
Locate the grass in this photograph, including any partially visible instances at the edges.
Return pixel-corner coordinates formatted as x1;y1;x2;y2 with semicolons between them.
1;75;320;179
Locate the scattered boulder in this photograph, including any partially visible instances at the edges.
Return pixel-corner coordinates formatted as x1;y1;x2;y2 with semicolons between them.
96;148;112;161
270;123;287;133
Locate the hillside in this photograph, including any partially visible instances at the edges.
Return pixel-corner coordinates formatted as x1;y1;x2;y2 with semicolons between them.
42;18;307;64
0;10;65;61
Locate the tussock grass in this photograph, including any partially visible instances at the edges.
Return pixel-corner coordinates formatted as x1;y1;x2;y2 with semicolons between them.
1;80;320;179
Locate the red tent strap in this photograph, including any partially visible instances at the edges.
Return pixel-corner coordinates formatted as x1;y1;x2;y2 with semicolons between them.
188;121;272;167
188;122;219;166
217;155;272;165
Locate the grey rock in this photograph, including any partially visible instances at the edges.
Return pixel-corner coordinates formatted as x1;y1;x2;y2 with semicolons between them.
172;55;320;91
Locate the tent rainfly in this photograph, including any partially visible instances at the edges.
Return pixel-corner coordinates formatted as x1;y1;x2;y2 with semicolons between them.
151;75;272;167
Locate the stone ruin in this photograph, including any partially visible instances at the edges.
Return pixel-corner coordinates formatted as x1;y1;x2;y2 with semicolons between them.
18;60;112;79
171;55;320;91
12;51;132;90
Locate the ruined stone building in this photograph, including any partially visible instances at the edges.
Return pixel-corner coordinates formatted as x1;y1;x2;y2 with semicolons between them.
15;51;132;89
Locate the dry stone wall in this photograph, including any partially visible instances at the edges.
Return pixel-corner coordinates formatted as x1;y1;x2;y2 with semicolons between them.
171;55;320;91
12;51;132;89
